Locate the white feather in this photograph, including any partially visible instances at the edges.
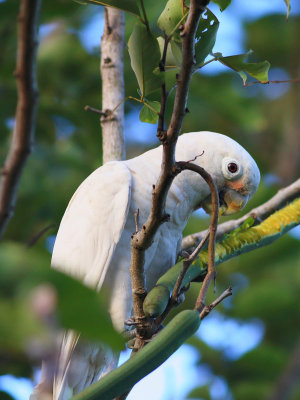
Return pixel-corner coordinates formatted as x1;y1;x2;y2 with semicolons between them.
31;132;260;400
51;161;132;289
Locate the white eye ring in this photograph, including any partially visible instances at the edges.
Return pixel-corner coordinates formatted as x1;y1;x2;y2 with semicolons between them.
222;158;242;179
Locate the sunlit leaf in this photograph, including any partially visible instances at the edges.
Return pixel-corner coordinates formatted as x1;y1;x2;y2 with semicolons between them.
72;0;140;16
157;0;188;39
128;24;162;97
139;100;160;124
211;0;231;11
217;52;270;85
195;8;219;65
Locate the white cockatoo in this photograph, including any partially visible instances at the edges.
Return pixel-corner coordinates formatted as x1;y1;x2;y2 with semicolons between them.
31;131;260;400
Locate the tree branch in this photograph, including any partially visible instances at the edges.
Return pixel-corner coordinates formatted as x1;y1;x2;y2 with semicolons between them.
157;35;170;138
172;230;209;303
182;178;300;250
174;161;219;313
129;0;210;346
155;160;218;325
100;7;125;163
143;197;300;317
200;286;232;319
0;0;41;240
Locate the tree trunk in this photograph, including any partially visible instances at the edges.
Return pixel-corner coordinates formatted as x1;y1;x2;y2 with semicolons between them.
100;8;125;163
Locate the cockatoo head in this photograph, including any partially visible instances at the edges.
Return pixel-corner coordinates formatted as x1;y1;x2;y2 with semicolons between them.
177;132;260;216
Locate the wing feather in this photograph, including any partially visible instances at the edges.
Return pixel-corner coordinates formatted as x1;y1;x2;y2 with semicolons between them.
51;162;131;399
51;160;132;288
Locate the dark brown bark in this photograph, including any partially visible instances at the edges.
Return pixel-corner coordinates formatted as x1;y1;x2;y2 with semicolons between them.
0;0;42;239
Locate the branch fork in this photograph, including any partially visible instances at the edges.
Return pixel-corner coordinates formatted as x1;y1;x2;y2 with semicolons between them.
129;1;213;349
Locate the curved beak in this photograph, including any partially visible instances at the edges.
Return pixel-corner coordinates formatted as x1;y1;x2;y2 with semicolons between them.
202;189;249;216
220;189;249;216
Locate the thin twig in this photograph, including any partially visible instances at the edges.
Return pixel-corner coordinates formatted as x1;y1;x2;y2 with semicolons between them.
157;36;170;138
168;10;189;39
155;230;210;326
199;286;232;320
139;0;150;32
0;0;42;240
195;56;218;72
171;230;209;303
174;161;219;312
84;105;108;117
244;78;300;87
155;160;218;326
27;224;56;248
186;229;209;263
182;178;300;251
134;209;140;233
110;96;160;116
181;151;205;165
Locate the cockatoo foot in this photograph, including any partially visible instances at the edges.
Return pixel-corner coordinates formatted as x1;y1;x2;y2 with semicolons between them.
124;317;137;327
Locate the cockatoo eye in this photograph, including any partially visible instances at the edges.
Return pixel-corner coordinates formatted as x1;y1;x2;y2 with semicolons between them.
227;162;238;174
222;157;242;180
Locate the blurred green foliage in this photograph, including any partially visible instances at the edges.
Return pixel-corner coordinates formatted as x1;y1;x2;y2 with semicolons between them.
0;0;299;399
0;241;125;376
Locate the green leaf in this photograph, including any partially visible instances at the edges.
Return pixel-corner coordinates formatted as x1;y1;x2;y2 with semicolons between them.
283;0;290;18
187;385;211;399
211;0;231;11
73;0;140;16
157;36;179;68
217;52;270;85
0;298;49;353
170;39;182;66
164;68;180;92
195;8;219;65
0;242;125;351
157;0;187;39
128;24;162;97
49;269;125;350
139;100;160;124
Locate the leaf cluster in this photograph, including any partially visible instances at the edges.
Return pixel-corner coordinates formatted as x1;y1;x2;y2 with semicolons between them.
82;0;270;124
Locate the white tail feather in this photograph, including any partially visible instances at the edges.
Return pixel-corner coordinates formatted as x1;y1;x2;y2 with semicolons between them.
53;331;118;399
